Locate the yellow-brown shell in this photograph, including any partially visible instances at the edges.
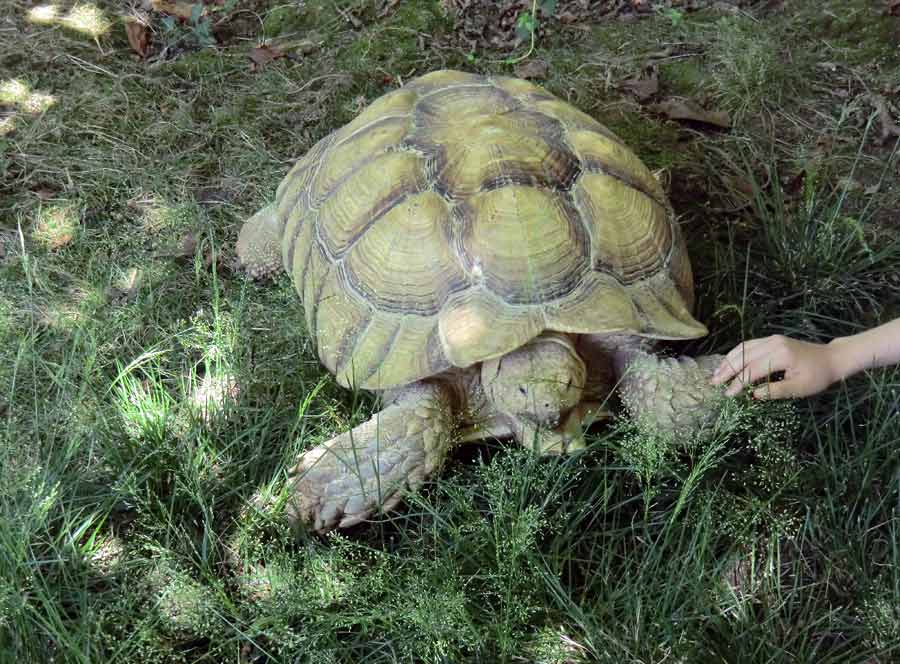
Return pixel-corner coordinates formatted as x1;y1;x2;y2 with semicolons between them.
276;70;707;390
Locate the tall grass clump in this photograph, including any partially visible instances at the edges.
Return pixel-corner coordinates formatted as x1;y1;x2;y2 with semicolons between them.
701;135;900;351
708;15;793;122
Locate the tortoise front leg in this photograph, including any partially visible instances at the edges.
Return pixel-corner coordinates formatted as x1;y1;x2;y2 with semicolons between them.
615;351;726;440
287;381;457;533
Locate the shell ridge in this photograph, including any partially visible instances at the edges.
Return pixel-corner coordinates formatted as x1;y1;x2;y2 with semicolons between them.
357;317;406;388
581;162;666;209
283;140;332;269
324;189;417;261
336;113;412;149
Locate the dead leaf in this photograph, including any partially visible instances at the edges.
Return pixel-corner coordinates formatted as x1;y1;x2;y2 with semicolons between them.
249;45;285;70
31;186;58;200
176;232;197;258
727;175;755;197
124;18;150;58
150;0;203;21
781;169;805;198
649;98;731;129
621;70;659;101
514;58;549;80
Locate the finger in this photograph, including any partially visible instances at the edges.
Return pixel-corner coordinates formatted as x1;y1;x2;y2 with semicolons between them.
753;378;797;400
712;339;772;385
724;354;789;396
718;335;790;382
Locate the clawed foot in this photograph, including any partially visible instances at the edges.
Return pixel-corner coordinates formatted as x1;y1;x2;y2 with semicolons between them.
285;382;456;533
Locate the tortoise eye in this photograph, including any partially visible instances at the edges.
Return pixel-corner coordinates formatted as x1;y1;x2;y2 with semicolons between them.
518;386;528;396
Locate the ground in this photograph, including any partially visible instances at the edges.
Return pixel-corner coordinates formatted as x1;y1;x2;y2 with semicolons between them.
1;1;899;662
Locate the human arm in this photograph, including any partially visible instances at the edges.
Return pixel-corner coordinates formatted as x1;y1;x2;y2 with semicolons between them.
709;318;900;399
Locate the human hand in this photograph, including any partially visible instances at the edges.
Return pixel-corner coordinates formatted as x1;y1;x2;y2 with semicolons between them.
709;335;842;399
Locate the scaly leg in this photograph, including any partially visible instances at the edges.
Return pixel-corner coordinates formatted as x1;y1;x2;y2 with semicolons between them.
286;381;457;533
235;204;284;279
615;350;725;440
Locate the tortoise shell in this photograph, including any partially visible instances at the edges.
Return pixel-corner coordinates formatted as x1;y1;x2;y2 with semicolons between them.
275;70;707;390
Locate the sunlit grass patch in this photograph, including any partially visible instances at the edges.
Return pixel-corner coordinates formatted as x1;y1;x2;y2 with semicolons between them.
188;369;240;424
0;79;30;104
113;365;179;444
0;79;56;113
145;559;225;641
33;202;80;250
62;3;111;37
0;115;14;135
31;286;99;331
27;2;111;38
26;4;60;25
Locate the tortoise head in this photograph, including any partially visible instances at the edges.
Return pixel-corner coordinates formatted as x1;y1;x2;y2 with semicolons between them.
480;332;586;428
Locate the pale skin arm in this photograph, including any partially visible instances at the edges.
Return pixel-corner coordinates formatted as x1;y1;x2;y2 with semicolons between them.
710;318;900;399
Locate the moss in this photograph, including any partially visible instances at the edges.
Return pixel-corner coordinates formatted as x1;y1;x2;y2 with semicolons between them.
603;110;687;171
166;49;227;80
809;0;900;67
261;4;310;38
392;0;451;33
660;59;707;97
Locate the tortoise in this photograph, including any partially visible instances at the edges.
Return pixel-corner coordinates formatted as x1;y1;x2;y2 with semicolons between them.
236;69;724;533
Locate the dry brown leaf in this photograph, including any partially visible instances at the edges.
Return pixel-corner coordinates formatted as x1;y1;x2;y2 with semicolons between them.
124;18;150;57
514;58;549;80
249;45;285;70
649;98;731;129
150;0;203;21
31;186;58;200
621;70;659;101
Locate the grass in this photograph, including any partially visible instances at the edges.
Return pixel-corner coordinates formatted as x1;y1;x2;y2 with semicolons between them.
2;0;900;662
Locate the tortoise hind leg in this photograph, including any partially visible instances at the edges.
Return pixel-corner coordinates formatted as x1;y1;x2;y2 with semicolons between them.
287;381;457;533
236;203;284;279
